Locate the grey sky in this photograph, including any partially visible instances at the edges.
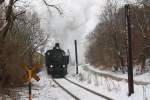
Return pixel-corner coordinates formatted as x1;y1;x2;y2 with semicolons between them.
30;0;105;64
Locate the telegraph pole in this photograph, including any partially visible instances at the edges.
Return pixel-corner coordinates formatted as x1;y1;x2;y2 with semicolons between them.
125;4;134;96
74;40;78;74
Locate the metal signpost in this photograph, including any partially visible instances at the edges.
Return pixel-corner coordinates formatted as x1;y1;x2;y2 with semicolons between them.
74;40;79;74
21;64;41;100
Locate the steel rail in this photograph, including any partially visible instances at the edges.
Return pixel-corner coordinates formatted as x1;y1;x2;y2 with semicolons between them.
64;78;113;100
52;78;80;100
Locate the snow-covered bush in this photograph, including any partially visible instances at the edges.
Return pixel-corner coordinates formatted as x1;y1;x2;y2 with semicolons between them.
94;74;99;86
145;58;150;72
87;73;92;84
78;73;86;82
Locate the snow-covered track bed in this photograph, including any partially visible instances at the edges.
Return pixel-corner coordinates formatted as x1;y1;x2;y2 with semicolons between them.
53;78;112;100
52;78;80;100
64;78;113;100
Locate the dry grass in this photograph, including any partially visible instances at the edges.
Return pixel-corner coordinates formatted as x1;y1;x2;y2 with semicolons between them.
0;86;21;100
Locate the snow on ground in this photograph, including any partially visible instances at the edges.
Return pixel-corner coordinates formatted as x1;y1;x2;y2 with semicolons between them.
83;64;150;83
135;73;150;82
18;68;74;100
16;64;150;100
55;79;106;100
66;64;150;100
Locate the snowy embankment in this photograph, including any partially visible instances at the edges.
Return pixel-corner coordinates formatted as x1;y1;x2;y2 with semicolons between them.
84;65;150;84
66;64;150;100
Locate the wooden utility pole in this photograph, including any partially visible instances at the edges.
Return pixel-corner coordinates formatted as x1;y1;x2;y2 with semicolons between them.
125;4;134;96
74;40;78;74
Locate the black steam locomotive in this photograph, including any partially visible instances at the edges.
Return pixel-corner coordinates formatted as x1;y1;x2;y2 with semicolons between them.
45;43;69;78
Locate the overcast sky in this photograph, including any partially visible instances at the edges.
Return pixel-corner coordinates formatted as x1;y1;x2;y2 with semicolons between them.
29;0;105;64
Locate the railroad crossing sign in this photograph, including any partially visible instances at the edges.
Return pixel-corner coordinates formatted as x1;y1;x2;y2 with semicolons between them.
21;64;41;100
21;64;41;81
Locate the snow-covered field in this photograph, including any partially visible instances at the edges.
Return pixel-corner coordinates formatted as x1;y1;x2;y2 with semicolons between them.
14;64;150;100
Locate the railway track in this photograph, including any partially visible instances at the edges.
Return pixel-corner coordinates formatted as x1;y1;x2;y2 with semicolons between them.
64;78;113;100
52;78;113;100
52;78;80;100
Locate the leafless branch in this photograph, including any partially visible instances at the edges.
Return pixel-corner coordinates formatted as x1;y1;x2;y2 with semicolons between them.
15;10;26;17
43;0;63;15
0;0;4;4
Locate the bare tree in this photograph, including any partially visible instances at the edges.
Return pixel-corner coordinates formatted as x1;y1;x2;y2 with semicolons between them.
0;11;49;87
86;0;127;70
0;1;59;98
0;0;62;39
129;3;150;72
0;0;4;4
86;0;150;73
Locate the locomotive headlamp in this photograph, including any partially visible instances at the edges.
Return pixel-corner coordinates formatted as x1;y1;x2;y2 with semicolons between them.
50;65;53;68
63;65;66;68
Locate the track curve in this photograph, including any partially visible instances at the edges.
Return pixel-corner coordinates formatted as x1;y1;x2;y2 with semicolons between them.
52;78;113;100
64;78;113;100
52;78;80;100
